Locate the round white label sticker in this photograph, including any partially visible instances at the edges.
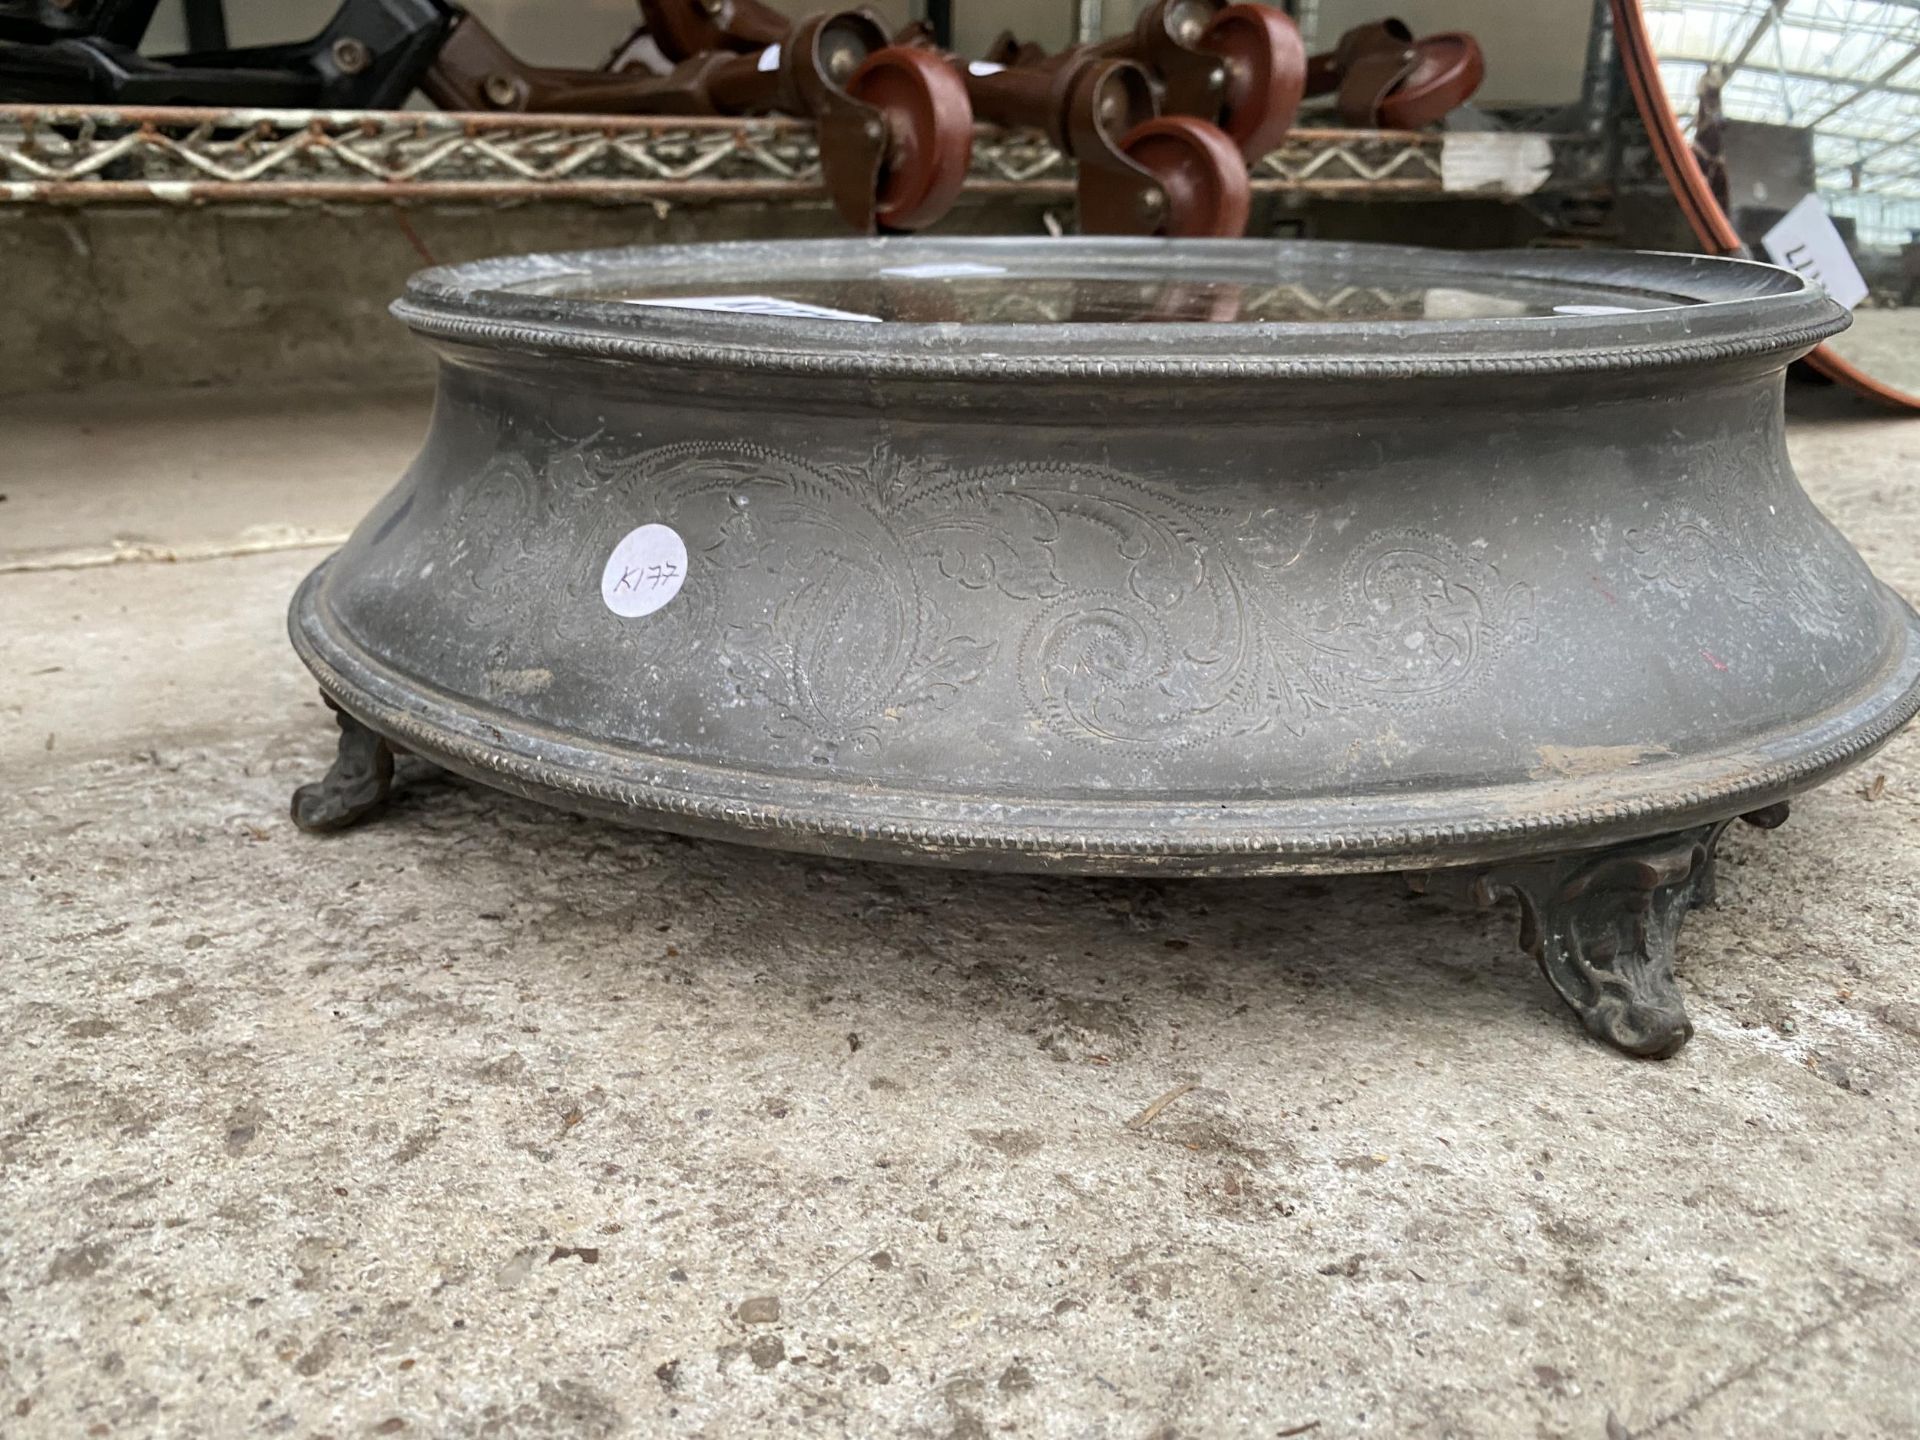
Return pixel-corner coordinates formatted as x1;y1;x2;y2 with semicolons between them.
600;524;688;618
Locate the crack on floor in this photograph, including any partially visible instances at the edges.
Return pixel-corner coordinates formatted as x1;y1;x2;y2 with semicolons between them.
0;532;346;575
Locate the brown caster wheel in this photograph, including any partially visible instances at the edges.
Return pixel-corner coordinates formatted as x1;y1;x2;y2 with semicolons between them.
1379;32;1484;128
845;45;974;231
1117;113;1251;237
1339;30;1484;129
1198;1;1306;160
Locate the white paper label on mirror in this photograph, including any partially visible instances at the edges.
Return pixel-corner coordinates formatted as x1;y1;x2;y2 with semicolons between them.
878;261;1009;280
624;295;882;322
1761;196;1869;311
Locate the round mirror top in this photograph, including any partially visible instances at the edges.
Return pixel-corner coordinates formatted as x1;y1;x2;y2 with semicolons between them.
398;238;1841;379
496;264;1706;326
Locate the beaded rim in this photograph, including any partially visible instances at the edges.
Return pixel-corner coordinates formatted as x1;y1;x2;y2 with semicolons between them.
393;236;1848;383
291;565;1920;875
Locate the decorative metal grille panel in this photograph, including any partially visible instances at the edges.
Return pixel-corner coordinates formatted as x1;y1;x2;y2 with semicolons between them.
1;104;1590;205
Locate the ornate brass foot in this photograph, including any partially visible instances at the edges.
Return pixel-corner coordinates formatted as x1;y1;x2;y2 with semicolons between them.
1472;807;1788;1059
291;700;395;833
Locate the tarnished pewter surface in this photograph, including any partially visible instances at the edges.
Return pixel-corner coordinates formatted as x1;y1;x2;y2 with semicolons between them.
291;237;1919;876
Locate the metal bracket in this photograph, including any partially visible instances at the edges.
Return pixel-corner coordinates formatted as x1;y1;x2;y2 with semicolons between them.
291;700;396;834
1472;805;1790;1058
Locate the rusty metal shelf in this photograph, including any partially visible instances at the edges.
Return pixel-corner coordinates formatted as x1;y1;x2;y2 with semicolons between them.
0;103;1598;206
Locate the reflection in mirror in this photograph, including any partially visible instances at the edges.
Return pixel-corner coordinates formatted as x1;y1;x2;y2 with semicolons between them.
507;269;1702;325
1637;0;1919;403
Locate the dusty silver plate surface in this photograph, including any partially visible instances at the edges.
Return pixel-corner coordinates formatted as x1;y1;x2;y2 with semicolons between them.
290;236;1920;1056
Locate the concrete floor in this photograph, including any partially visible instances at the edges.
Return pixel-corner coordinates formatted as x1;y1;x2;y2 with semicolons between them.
2;380;1918;1439
1830;309;1920;401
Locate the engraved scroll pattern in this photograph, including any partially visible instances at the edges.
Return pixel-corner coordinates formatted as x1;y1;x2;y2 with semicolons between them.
1620;389;1868;638
435;439;1537;753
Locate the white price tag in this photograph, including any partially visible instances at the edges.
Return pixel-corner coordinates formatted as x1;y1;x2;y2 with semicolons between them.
1761;194;1869;310
757;44;780;72
601;524;688;619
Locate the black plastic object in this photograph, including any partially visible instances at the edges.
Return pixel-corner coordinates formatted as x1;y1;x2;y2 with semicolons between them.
0;0;158;44
0;0;452;107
